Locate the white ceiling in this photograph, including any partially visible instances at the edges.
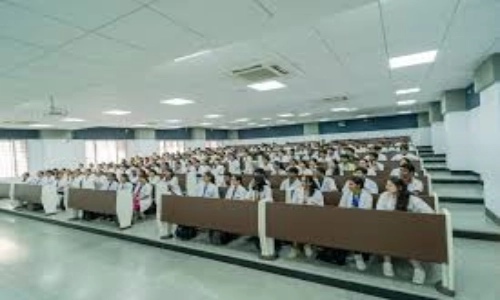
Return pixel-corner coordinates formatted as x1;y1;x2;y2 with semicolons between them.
0;0;499;130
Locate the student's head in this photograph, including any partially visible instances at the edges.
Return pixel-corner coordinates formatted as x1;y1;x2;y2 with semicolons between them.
107;173;118;182
165;168;175;179
287;167;299;179
138;175;148;184
340;154;351;163
78;163;84;169
315;166;326;178
203;172;215;184
353;167;368;178
223;171;232;183
120;174;130;183
348;176;364;193
46;170;55;177
358;159;369;169
302;176;319;196
399;163;415;181
400;144;409;154
37;171;44;177
399;157;411;166
367;152;378;162
22;172;30;180
386;177;410;211
231;175;243;187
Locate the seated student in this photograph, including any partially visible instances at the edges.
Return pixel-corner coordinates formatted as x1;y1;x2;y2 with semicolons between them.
338;176;374;271
225;175;248;200
313;166;337;192
373;145;388;161
81;169;96;190
243;153;255;175
400;163;423;194
101;173;119;191
94;170;107;190
338;154;356;175
365;152;385;172
376;177;434;284
279;167;302;203
148;170;161;186
197;172;220;198
342;167;378;195
299;160;314;176
273;161;287;176
390;144;419;161
288;176;324;259
132;175;153;219
161;168;182;195
325;160;340;176
212;159;226;186
246;172;273;201
118;174;133;192
69;170;83;188
358;159;377;176
228;154;242;175
390;157;419;177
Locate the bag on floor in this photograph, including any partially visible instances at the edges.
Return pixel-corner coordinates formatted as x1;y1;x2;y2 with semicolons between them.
175;226;197;240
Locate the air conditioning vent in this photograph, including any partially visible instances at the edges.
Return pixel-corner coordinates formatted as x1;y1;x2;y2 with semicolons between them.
232;64;289;82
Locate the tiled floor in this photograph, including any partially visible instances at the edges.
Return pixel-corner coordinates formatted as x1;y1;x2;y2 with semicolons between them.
441;203;500;234
426;171;480;181
432;183;484;200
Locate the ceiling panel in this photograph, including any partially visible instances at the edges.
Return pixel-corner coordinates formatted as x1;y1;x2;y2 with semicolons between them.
0;2;83;48
0;38;45;72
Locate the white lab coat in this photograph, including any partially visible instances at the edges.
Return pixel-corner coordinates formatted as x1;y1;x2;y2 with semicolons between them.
376;192;433;213
100;181;118;191
407;178;424;194
243;156;254;175
197;182;220;198
339;190;373;209
133;183;153;213
212;165;226;186
314;176;338;192
186;168;200;196
279;178;302;203
81;176;96;190
290;188;324;206
157;177;182;196
391;153;419;161
70;176;84;189
118;182;133;193
246;186;273;201
342;177;379;195
225;185;248;200
229;159;241;175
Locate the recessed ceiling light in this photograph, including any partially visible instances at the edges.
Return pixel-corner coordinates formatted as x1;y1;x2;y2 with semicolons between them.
276;119;290;123
398;110;413;114
247;80;286;91
261;117;272;121
199;122;213;126
174;50;211;62
389;50;438;69
331;107;351;112
257;124;266;127
103;110;131;115
356;114;370;119
277;113;294;118
132;124;148;128
319;118;329;122
29;123;53;128
160;98;195;106
247;122;257;126
232;118;250;123
61;117;85;122
397;99;417;106
165;119;181;123
298;112;312;117
204;114;223;119
395;88;420;95
166;125;182;129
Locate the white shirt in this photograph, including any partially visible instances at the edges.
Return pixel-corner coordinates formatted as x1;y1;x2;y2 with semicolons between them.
339;190;373;209
100;181;118;191
314;177;338;192
229;159;241;175
118;182;133;192
376;192;433;213
391;153;419;161
133;183;153;212
279;178;302;202
290;188;324;206
225;185;248;200
197;182;220;198
81;175;96;190
342;177;378;195
246;186;273;201
407;177;424;194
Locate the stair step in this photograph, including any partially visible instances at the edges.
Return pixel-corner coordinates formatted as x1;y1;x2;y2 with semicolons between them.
432;178;483;184
439;197;484;204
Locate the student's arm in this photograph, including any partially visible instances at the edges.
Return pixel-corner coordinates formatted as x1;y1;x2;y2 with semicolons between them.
409;196;434;214
338;192;349;208
375;192;391;211
361;192;374;210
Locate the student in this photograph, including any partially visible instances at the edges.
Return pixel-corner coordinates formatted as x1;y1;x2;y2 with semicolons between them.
162;169;182;195
243;153;254;175
29;171;45;185
279;167;302;203
376;177;434;284
338;176;374;271
288;176;324;258
101;173;119;191
225;175;248;200
44;170;57;186
390;157;414;177
338;154;356;175
70;170;84;189
212;159;226;186
148;170;161;186
260;156;276;175
197;172;220;198
358;159;377;176
400;163;424;194
390;144;419;161
313;167;337;192
129;169;139;185
118;174;133;192
228;154;241;175
246;172;273;201
132;175;153;219
342;167;378;195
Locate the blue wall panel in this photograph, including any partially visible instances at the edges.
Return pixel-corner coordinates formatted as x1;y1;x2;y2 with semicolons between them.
319;114;418;135
465;84;480;110
206;129;229;140
155;128;192;140
0;129;40;139
72;127;135;140
238;124;304;139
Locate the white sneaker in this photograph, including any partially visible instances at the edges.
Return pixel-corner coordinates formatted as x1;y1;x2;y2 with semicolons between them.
354;254;367;271
412;267;426;285
304;245;314;258
383;262;395;277
287;247;298;259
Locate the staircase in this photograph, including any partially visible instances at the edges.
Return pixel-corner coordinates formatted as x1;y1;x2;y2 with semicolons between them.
418;146;500;241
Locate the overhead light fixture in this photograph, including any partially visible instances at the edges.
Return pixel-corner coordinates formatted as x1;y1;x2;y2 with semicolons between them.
276;119;290;123
257;124;266;127
298;112;311;117
165;119;181;123
199;122;212;126
395;88;420;95
247;80;286;91
160;98;195;106
132;124;148;128
103;110;131;115
397;99;417;106
331;107;350;112
277;113;294;118
166;125;182;129
319;118;329;122
356;114;370;119
232;118;250;123
247;122;257;126
61;117;85;122
204;114;223;119
174;50;211;62
261;117;272;121
389;50;438;69
398;110;413;114
29;123;53;128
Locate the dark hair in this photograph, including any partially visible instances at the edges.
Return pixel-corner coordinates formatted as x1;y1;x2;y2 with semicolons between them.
368;152;379;160
316;166;326;175
400;163;415;174
349;176;365;189
354;166;368;175
287;167;299;175
223;171;232;177
340;154;350;160
389;177;411;211
303;176;319;197
204;171;215;184
109;173;118;182
253;168;267;178
232;174;243;184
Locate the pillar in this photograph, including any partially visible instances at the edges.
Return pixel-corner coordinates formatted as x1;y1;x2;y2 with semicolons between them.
441;89;469;170
429;101;446;154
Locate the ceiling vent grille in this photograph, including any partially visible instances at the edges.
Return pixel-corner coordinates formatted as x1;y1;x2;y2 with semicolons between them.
231;64;289;82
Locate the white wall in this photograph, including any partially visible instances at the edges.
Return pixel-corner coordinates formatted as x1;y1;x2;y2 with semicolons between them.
444;112;471;171
27;139;85;172
127;140;159;158
431;122;447;154
467;107;482;173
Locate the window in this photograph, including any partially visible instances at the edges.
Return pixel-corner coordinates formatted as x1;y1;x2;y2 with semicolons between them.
85;140;127;165
159;140;186;154
205;140;222;149
0;140;28;178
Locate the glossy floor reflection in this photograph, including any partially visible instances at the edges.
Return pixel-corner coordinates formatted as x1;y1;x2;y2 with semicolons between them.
0;214;384;300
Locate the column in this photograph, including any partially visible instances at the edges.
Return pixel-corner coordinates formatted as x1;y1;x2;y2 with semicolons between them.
429;102;446;154
441;89;469;171
415;112;431;146
130;129;157;157
474;53;500;219
190;127;207;149
303;123;320;141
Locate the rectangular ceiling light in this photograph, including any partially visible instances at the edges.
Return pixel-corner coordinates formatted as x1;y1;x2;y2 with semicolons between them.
356;114;370;119
160;98;195;106
331;107;352;112
174;50;211;62
103;110;131;115
61;117;85;122
298;112;311;117
204;114;223;119
397;99;417;106
389;50;438;69
29;123;53;128
398;110;413;114
165;119;181;123
395;88;420;95
232;118;250;123
199;122;213;126
277;113;294;118
247;80;286;91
